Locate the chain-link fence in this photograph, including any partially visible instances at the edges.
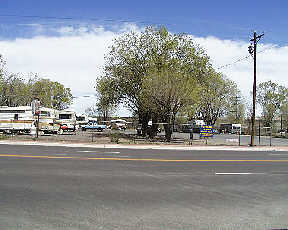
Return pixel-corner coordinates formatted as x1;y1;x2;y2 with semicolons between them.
2;126;288;146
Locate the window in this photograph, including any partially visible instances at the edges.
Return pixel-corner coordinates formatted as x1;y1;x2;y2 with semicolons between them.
40;111;51;117
76;116;85;121
0;110;26;113
59;114;72;119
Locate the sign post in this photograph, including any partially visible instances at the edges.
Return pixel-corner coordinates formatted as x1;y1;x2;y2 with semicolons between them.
31;98;40;138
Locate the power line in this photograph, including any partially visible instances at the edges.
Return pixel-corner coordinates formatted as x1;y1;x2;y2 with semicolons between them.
0;13;268;38
216;54;251;70
0;13;285;73
2;13;286;47
0;13;252;30
0;14;173;27
216;44;277;70
72;94;97;99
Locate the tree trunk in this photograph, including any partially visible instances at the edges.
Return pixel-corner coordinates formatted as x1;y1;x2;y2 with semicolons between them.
163;123;172;142
149;115;159;139
162;114;172;142
139;111;150;137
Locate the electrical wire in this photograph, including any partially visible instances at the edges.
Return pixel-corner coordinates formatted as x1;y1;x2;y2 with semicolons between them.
216;44;278;70
0;14;173;26
0;14;286;72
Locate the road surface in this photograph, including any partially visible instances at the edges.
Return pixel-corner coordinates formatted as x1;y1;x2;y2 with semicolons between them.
1;144;288;229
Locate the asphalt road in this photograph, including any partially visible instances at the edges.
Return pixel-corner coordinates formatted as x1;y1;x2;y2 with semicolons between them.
1;144;288;229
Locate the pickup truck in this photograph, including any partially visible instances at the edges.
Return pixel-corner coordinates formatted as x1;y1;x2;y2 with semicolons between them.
81;123;107;132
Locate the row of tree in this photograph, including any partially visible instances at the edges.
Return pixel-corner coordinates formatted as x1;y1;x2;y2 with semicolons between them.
257;80;288;128
0;55;73;110
1;26;286;139
95;26;242;141
96;26;288;140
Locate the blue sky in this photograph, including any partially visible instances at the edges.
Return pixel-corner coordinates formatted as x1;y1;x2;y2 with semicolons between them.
0;1;287;115
0;0;287;44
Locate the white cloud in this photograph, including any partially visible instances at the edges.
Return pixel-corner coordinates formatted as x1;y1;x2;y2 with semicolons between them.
0;26;120;113
192;35;288;99
0;26;287;116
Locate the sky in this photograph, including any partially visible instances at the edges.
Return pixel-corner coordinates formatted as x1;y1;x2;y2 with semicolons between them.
0;0;287;116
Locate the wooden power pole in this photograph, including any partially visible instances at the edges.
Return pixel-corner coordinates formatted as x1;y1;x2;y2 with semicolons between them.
248;31;264;146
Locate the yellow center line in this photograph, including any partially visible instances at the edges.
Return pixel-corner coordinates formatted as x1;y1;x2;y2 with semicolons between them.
0;154;78;159
0;154;288;163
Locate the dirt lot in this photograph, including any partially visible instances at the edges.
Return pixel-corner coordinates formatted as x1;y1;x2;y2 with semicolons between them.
1;129;198;145
3;129;284;146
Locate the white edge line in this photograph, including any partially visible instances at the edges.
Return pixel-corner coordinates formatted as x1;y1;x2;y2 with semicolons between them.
77;150;97;153
1;141;288;151
215;172;265;175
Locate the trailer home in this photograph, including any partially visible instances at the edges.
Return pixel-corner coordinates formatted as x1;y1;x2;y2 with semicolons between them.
0;106;34;133
56;110;77;132
38;107;61;134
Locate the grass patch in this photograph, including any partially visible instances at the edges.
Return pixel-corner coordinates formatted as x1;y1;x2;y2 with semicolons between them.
0;133;9;140
110;131;121;144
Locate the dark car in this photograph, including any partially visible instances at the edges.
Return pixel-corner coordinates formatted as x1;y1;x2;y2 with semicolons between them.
181;124;193;133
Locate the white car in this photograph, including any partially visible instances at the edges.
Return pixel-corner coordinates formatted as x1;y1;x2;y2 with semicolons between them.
111;119;127;130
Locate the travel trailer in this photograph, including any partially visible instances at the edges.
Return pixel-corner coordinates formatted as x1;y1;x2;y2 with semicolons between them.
76;113;89;129
0;106;34;133
88;117;98;123
219;123;242;134
0;106;63;135
56;110;77;132
38;107;61;134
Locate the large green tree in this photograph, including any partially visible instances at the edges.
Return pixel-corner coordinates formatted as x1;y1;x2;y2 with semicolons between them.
29;77;73;110
0;73;29;106
95;77;118;121
142;68;199;141
195;70;239;125
0;57;73;109
98;26;210;139
226;96;246;124
257;80;288;127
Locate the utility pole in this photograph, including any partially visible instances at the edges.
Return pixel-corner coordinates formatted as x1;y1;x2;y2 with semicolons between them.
281;114;283;131
248;31;264;146
229;96;241;123
234;96;241;123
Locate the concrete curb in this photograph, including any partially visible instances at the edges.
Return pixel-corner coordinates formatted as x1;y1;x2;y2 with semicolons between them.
0;140;287;151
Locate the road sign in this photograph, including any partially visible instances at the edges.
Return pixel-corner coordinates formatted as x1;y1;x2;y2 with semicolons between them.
200;125;214;138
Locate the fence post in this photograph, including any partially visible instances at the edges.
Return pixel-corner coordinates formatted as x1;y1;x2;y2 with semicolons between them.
238;131;241;146
258;120;261;145
270;128;272;146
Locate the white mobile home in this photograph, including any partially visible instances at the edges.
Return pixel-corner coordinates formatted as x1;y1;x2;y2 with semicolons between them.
38;107;61;134
0;106;34;133
76;113;88;129
56;110;77;131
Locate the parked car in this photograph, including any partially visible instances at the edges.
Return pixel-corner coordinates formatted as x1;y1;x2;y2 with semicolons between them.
81;122;107;131
182;124;194;133
111;119;127;130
